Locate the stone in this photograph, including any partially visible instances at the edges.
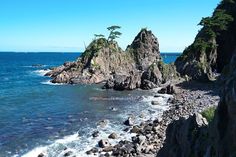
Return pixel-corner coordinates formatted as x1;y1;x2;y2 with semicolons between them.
98;139;111;148
151;101;160;105
86;147;98;155
103;146;114;152
64;151;73;156
98;119;109;128
130;126;140;133
123;127;130;132
137;135;146;145
38;153;44;157
108;133;118;139
158;84;176;94
124;117;135;126
92;131;99;138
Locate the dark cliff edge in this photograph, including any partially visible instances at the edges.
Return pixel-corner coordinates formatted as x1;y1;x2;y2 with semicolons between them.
175;0;236;81
158;1;236;156
46;29;178;90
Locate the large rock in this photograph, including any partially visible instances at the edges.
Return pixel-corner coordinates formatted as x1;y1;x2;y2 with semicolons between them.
127;28;161;71
157;113;209;157
46;29;170;90
98;139;111;148
124;117;135;126
210;52;236;157
175;0;236;81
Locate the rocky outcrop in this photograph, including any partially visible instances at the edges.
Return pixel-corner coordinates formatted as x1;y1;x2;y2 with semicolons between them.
47;29;176;90
157;113;209;157
175;0;236;81
127;28;161;71
210;52;236;157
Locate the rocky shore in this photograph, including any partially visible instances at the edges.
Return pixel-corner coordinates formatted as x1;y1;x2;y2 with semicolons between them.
80;80;220;157
37;0;236;156
36;79;220;157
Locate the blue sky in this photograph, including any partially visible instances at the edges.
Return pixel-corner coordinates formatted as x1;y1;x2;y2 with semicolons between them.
0;0;220;52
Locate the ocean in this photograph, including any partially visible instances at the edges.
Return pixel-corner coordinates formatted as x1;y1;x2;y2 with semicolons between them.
0;52;180;157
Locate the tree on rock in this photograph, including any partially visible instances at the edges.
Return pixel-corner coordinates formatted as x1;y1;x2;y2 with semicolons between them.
94;34;105;39
107;25;122;42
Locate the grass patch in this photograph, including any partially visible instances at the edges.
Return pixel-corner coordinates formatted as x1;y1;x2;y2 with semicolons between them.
201;106;216;123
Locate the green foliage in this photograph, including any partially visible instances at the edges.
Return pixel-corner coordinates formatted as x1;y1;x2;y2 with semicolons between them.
201;106;216;123
199;9;233;38
81;38;107;59
141;27;148;31
107;25;122;42
94;34;105;39
107;25;121;31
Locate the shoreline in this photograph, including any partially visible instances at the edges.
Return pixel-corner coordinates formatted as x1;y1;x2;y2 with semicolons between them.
86;80;220;157
33;79;220;157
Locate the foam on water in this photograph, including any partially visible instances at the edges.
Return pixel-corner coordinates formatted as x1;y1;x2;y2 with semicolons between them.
22;65;48;68
33;69;51;76
22;90;172;157
41;80;65;86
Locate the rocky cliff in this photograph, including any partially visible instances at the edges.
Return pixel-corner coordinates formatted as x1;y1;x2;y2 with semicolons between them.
175;0;236;81
157;1;236;156
46;29;177;90
210;52;236;157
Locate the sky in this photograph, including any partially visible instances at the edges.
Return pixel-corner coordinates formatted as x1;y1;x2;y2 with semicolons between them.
0;0;221;52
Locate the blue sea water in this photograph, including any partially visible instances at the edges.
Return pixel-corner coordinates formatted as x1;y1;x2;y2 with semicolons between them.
0;52;180;157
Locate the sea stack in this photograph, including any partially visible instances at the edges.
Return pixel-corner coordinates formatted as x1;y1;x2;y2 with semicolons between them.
46;29;176;90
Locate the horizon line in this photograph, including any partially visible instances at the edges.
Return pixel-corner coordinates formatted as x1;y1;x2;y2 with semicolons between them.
0;51;182;53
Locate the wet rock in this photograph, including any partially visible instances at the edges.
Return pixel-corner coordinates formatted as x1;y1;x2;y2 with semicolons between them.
92;131;99;138
86;147;99;155
98;139;111;148
137;135;146;145
124;117;135;126
158;84;176;94
123;127;130;132
103;146;114;152
151;101;160;105
38;153;44;157
64;151;73;156
108;133;118;139
130;125;140;133
98;119;109;128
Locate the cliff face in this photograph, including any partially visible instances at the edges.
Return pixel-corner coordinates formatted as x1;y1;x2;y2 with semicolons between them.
175;0;236;81
157;113;209;157
47;29;177;90
127;29;161;71
158;1;236;156
211;52;236;157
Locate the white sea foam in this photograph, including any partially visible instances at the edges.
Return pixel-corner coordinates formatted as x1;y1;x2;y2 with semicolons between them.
33;69;51;76
22;65;48;68
22;146;47;157
22;90;173;157
41;80;65;86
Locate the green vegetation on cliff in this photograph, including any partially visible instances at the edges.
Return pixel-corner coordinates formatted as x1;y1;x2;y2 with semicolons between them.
175;0;235;81
201;106;216;123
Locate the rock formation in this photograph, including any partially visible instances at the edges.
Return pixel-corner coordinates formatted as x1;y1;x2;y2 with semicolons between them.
157;113;209;157
175;0;236;81
157;1;236;157
46;29;177;90
210;52;236;157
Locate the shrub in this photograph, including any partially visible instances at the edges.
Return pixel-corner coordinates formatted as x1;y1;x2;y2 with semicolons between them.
201;106;216;123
